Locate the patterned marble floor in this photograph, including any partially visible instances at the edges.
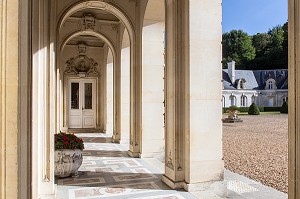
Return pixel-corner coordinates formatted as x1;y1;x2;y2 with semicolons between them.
56;133;287;199
56;133;197;199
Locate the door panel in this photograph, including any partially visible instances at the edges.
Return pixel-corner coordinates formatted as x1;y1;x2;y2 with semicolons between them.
68;79;96;129
69;82;82;128
82;81;96;128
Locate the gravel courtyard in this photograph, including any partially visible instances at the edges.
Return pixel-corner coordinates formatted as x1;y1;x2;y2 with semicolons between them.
223;114;288;193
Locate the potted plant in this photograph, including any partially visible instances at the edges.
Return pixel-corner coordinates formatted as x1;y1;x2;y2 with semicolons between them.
54;131;84;178
226;105;240;119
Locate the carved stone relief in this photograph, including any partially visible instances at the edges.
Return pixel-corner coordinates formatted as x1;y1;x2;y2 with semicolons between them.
64;42;99;77
166;151;174;170
82;14;96;31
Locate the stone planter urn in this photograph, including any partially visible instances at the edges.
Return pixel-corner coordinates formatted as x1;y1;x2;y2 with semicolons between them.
228;110;239;119
54;132;84;178
54;149;83;178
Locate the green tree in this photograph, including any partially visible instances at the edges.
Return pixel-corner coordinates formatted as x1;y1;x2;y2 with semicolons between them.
248;103;260;115
252;33;271;57
268;25;285;50
222;30;256;68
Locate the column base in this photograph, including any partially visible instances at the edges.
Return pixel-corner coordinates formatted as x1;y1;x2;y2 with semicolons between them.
112;138;120;143
183;181;214;192
162;175;227;196
162;175;185;189
128;150;140;158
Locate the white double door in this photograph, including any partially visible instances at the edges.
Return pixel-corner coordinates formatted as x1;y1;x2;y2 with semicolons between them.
69;79;96;128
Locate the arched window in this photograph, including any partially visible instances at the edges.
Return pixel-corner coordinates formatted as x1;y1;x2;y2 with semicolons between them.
241;95;247;107
222;96;225;108
230;95;236;106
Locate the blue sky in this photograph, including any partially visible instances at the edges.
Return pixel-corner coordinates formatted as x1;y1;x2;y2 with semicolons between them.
223;0;288;35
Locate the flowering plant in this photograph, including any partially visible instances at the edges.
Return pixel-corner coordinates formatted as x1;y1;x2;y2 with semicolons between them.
54;131;84;150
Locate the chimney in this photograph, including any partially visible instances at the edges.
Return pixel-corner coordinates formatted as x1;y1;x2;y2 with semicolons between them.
228;61;236;83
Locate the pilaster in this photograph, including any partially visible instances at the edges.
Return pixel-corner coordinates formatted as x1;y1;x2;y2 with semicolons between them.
288;0;300;198
0;0;19;198
113;47;122;142
163;0;189;186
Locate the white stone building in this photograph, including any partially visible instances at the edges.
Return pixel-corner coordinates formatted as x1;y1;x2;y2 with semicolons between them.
222;61;288;108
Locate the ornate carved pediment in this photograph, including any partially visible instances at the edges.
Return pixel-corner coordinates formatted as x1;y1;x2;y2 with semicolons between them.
64;42;99;77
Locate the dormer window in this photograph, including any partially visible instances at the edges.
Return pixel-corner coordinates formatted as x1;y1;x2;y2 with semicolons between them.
268;81;273;89
235;78;246;89
265;78;277;90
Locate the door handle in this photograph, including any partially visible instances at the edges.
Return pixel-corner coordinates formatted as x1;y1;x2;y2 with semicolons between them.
82;107;84;110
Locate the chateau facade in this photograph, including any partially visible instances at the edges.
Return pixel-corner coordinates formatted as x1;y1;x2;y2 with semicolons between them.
222;61;288;108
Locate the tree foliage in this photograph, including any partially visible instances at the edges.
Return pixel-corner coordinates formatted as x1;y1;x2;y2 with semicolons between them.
222;30;256;68
223;22;288;70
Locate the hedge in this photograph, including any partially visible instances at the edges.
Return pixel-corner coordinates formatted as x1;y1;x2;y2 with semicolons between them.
223;106;281;113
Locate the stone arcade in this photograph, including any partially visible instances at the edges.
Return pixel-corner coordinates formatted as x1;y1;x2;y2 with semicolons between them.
0;0;300;198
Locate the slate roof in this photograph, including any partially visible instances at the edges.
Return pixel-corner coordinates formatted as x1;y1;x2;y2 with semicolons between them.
223;69;288;90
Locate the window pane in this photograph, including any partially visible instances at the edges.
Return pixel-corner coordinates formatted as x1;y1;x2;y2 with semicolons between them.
85;83;93;109
71;83;79;109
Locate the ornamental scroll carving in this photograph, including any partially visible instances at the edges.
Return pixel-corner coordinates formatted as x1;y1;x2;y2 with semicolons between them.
64;42;99;77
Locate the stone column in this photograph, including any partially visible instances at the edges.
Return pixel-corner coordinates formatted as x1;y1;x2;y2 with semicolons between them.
113;50;122;142
288;0;300;198
100;46;109;132
0;0;19;198
128;4;143;157
121;30;130;144
106;50;114;135
185;0;223;191
141;22;165;158
31;0;56;198
163;0;223;191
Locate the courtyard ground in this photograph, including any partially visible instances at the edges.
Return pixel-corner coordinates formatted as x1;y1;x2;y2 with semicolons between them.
223;114;288;193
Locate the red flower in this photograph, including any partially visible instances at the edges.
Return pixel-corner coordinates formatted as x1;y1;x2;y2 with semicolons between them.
63;136;68;141
64;141;68;145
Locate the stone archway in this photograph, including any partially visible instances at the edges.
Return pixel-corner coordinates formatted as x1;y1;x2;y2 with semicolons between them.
57;1;143;157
